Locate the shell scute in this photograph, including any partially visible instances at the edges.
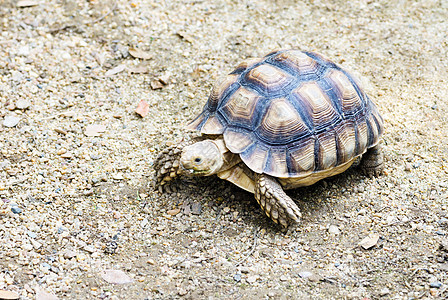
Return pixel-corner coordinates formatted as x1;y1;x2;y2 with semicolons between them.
355;117;369;155
201;115;226;135
334;120;357;164
287;138;316;175
263;147;288;177
270;50;321;77
220;87;262;129
315;131;338;170
366;113;381;146
239;142;269;174
257;97;310;144
207;74;240;111
291;81;341;132
223;128;254;153
325;69;364;117
244;64;296;96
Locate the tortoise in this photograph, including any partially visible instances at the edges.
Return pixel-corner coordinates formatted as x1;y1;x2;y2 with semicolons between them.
154;49;384;228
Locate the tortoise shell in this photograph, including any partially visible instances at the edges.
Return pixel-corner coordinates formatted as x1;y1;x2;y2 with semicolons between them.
187;49;383;179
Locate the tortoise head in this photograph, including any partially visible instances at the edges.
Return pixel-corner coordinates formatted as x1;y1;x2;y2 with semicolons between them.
180;140;224;176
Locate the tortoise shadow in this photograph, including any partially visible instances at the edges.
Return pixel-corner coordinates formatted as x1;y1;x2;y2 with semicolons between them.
173;165;370;234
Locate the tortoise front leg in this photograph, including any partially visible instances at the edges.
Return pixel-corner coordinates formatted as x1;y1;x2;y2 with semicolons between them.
360;144;384;177
254;174;302;229
153;137;203;192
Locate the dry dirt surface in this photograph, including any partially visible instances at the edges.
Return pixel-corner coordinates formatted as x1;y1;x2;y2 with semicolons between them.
1;0;448;299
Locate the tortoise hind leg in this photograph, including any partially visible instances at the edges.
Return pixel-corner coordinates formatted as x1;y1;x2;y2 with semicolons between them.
360;144;384;177
254;174;302;229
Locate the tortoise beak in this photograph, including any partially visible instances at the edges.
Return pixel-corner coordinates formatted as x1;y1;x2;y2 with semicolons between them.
179;163;205;175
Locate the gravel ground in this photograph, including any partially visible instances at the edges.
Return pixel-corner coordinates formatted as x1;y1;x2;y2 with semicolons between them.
1;0;447;299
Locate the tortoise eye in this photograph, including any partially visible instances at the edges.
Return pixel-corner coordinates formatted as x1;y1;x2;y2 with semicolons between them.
194;157;202;163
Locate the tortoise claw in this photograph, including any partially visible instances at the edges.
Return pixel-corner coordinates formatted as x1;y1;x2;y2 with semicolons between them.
362;167;383;178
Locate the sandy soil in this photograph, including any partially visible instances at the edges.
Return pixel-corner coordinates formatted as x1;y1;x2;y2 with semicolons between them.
1;0;447;299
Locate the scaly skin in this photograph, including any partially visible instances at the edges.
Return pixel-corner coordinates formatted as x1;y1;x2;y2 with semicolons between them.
254;173;302;229
360;144;384;177
153;137;204;192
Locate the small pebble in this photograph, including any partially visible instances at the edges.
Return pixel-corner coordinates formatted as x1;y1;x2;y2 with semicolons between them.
27;231;37;238
150;80;164;90
438;218;448;225
3;116;21;127
104;64;125;77
60;152;73;159
16;0;40;7
112;173;124;180
104;241;118;254
11;206;22;214
140;218;148;227
379;287;390;296
15;99;31;109
167;208;181;216
100;270;133;284
84;124;106;137
54;128;68;135
358;208;367;215
0;290;19;300
11;71;24;82
328;225;340;235
298;271;313;278
430;281;442;288
63;250;78;259
178;288;188;296
359;233;380;250
83;245;95;253
159;72;171;85
191;202;202;215
35;288;59;300
83;190;94;196
404;163;412;171
233;272;241;282
135;99;150;118
232;211;239;221
183;205;191;215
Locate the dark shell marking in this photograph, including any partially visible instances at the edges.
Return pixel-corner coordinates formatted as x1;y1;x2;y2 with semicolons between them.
188;50;383;178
